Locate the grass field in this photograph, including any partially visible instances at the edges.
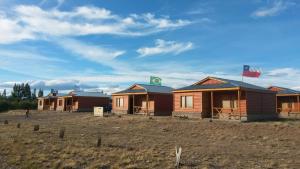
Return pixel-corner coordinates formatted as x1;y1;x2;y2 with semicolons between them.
0;110;300;169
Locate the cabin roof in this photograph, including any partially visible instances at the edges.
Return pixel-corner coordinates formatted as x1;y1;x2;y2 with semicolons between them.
175;76;271;92
269;86;300;95
39;93;67;99
69;91;110;97
113;84;173;95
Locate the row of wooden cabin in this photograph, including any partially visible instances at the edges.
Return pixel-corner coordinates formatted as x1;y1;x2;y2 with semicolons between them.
38;76;300;121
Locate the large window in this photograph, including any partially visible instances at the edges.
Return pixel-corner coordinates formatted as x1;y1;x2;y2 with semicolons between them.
181;96;193;108
116;97;124;107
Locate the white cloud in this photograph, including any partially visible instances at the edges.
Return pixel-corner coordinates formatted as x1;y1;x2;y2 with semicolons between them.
137;39;193;57
266;68;300;77
0;15;35;44
57;38;125;63
0;5;192;44
251;0;295;18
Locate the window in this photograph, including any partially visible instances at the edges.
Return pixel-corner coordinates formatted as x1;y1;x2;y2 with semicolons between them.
116;97;124;107
58;100;62;106
142;101;147;108
180;96;193;108
222;100;237;109
39;100;42;106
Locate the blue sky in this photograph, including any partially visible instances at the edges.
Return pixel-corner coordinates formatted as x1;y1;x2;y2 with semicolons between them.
0;0;300;94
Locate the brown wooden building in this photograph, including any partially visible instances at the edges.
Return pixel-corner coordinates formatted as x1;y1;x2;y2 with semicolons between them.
268;86;300;117
38;92;65;111
112;84;173;116
56;91;110;112
173;77;277;121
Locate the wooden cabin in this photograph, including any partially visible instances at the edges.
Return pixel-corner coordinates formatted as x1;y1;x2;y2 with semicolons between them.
37;92;65;111
173;77;277;121
56;91;110;112
111;84;173;116
268;86;300;117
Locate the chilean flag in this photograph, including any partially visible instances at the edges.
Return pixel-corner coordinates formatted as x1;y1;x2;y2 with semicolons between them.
242;65;261;78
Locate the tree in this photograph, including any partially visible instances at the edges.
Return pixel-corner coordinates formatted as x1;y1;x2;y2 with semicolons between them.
24;83;31;99
20;83;25;98
2;89;6;98
32;88;37;99
38;89;43;97
11;84;17;98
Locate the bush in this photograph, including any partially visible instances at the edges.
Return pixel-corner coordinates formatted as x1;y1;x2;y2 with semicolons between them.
0;100;10;112
0;98;37;113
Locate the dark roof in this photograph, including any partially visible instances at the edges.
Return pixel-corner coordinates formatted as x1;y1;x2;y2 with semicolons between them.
114;84;173;94
40;93;67;99
175;77;271;92
271;86;300;95
70;91;110;97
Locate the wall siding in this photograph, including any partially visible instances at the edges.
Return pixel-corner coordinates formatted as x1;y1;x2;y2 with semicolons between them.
75;97;110;112
112;95;129;114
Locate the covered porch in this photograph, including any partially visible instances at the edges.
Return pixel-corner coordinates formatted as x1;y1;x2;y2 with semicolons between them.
203;89;245;120
276;94;300;116
129;94;154;115
63;96;78;112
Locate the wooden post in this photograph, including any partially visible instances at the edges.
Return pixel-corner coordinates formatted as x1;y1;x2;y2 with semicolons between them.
71;97;74;112
211;91;214;120
238;89;241;120
146;94;149;115
275;96;278;113
297;95;300;113
133;95;135;114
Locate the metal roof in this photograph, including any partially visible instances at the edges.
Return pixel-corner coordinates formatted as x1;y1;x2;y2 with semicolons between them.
39;93;67;99
114;84;173;94
175;77;271;92
270;86;300;95
70;91;110;97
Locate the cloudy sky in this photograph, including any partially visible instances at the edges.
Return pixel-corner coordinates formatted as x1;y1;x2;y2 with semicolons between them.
0;0;300;95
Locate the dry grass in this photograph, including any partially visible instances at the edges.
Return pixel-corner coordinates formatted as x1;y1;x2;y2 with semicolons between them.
0;110;300;169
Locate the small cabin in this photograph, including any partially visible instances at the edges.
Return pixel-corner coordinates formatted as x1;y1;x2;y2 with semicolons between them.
37;92;65;111
173;77;277;121
112;84;173;116
56;91;110;112
268;86;300;117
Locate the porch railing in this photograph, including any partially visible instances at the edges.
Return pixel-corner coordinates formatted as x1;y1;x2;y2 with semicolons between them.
213;107;241;119
133;106;154;115
277;108;300;116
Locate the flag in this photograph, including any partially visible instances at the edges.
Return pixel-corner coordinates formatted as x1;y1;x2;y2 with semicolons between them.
150;76;162;86
242;65;261;78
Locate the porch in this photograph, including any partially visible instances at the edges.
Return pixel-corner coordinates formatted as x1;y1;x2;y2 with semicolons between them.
129;94;154;115
277;95;300;116
63;97;78;112
202;90;244;120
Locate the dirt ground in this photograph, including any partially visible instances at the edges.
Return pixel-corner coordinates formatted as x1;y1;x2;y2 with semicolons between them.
0;110;300;169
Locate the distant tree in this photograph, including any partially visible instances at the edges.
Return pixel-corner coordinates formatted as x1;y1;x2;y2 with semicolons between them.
38;89;43;97
32;88;37;99
24;83;31;99
2;89;6;98
11;84;17;98
20;83;25;98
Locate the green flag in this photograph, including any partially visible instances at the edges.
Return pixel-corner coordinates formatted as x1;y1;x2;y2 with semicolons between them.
150;76;162;86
